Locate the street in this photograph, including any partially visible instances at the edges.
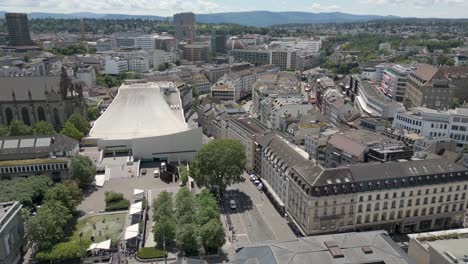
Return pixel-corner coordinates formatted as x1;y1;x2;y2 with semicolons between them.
222;173;296;246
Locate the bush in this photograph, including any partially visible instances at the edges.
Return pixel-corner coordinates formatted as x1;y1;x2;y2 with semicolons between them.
105;199;130;212
105;191;124;204
35;238;91;262
137;247;166;259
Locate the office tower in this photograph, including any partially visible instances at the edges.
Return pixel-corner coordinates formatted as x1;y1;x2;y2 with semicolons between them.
210;29;227;56
5;13;33;46
173;12;196;43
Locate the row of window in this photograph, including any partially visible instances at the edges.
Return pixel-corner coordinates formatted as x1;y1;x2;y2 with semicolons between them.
356;203;465;224
0;163;68;174
358;185;468;202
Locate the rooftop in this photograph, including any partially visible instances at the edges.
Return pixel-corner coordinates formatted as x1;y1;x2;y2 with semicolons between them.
0;134;78;159
236;230;412;264
89;81;189;140
0;201;21;230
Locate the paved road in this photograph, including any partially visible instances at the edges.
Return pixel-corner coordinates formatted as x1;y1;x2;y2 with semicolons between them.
222;173;296;246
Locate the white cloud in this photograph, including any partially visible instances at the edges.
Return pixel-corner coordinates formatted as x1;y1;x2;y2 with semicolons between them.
310;2;341;12
0;0;221;16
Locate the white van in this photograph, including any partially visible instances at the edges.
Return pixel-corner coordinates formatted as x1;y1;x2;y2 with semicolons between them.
153;168;160;178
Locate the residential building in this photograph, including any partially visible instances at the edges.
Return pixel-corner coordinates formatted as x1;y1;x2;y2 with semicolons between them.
454;53;468;66
128;57;149;73
210;30;227;56
236;230;412;264
104;57;128;75
350;76;405;118
222;117;268;173
191;73;211;94
393;107;468;150
204;65;231;83
443;66;468;103
408;228;468;264
0;201;25;264
174;12;196;43
154;36;177;52
183;44;210;62
0;74;85;128
380;64;413;102
5;13;33;47
404;64;453;110
75;66;96;88
152;50;176;69
211;83;236;101
196;99;245;137
230;49;271;66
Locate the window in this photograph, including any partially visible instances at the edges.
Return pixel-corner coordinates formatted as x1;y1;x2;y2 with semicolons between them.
393;192;397;198
439;196;444;202
425;189;429;195
422;208;426;216
416;198;420;205
381;212;387;221
417;190;422;195
430;207;434;214
366;204;371;212
365;215;370;223
398;210;403;219
413;209;419;217
407;199;412;206
437;206;442;214
449;186;453;192
358;205;363;213
445;205;449;213
376;194;381;200
434;188;438;194
391;201;396;209
359;196;363;202
375;203;380;211
463;193;466;200
406;210;411;217
460;204;464;211
431;197;436;204
385;193;389;199
424;198;428;204
441;187;445;193
455;194;459;201
383;202;388;210
447;195;451;202
368;195;372;201
399;200;404;208
401;191;406;197
452;204;457;212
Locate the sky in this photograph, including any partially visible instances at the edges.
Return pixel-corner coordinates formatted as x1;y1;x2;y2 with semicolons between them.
0;0;467;18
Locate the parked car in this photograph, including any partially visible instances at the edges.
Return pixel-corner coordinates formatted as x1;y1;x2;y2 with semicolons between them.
230;199;237;210
141;169;147;175
153;168;160;178
250;174;258;181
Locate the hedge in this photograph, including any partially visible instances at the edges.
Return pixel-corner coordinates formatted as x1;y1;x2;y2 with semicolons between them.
36;239;91;262
105;199;130;212
137;247;166;259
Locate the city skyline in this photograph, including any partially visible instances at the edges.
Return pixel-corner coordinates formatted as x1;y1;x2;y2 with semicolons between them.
1;0;467;19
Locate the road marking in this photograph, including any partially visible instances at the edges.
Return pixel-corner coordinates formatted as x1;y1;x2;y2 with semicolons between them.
236;234;248;236
233;193;251;244
256;204;264;207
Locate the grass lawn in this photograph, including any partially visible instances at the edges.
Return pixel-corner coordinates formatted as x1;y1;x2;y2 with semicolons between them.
70;213;126;246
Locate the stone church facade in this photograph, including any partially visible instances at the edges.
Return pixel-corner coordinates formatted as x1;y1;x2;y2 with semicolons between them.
0;69;85;129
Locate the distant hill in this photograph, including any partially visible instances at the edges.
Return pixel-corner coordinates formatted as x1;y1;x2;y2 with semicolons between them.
1;10;398;27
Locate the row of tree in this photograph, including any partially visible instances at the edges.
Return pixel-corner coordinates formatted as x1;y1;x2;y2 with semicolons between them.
152;188;225;256
0;113;90;141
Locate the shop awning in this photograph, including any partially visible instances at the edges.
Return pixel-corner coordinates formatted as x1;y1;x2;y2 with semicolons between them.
124;224;139;240
133;189;144;196
129;201;143;215
87;239;111;251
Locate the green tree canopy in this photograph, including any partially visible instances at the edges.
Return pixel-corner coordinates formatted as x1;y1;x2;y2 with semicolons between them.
44;181;82;214
153;191;174;222
0;176;53;208
176;223;199;256
61;121;84;141
0;124;8;136
179;166;189;185
70;155;96;189
175;187;195;224
33;121;56;135
152;215;176;248
190;139;246;198
66;113;91;135
87;106;101;121
199;219;225;254
9;120;33;136
28;201;73;250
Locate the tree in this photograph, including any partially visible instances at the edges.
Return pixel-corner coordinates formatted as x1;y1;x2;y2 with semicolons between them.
9;120;33;136
28;201;72;250
175;187;195;224
44;181;82;214
152;215;176;248
190;139;246;198
176;224;199;256
61;121;84;141
157;63;167;71
70;155;96;189
196;189;219;226
0;176;52;208
199;219;225;253
179;166;189;185
0;125;8;137
87;106;100;121
153;191;174;221
175;59;181;66
66;113;90;135
33;121;56;135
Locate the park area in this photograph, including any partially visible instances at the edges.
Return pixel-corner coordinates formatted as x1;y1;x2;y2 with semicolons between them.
71;212;127;246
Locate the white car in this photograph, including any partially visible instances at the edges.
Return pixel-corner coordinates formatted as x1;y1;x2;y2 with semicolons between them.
254;180;261;185
230;200;237;210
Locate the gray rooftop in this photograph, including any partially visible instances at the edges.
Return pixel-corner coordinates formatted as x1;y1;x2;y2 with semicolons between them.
0;201;21;230
0;75;61;101
236;230;413;264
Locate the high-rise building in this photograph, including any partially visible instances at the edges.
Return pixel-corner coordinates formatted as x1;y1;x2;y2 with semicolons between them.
210;30;227;56
5;13;33;46
173;12;196;43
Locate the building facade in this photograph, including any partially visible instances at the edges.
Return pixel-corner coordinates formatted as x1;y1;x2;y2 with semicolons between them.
381;64;412;102
210;30;227;56
0;201;25;264
174;12;196;43
5;13;33;47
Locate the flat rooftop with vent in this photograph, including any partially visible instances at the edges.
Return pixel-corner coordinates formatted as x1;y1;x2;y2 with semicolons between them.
0;134;78;180
408;228;468;264
236;230;413;264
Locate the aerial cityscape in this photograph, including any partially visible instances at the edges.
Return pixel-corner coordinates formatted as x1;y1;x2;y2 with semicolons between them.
1;1;468;263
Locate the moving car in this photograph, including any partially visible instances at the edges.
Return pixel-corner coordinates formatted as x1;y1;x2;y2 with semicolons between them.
230;199;237;210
